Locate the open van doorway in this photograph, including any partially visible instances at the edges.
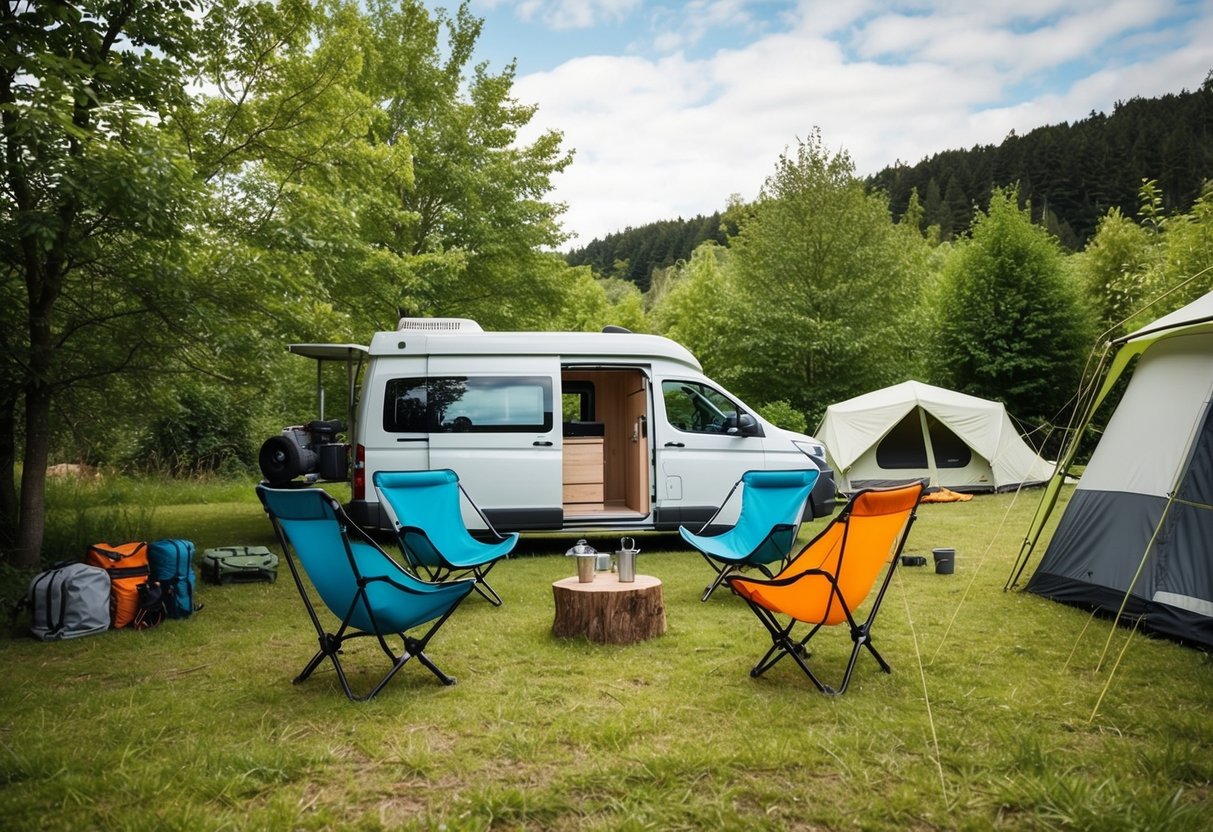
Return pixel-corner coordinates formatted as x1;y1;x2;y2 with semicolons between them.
561;367;651;521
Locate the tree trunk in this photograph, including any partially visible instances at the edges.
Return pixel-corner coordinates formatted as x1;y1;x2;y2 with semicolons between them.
15;383;51;569
0;400;17;548
551;574;666;645
16;275;58;570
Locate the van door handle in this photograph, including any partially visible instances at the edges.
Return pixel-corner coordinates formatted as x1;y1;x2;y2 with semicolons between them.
534;440;553;446
664;442;684;448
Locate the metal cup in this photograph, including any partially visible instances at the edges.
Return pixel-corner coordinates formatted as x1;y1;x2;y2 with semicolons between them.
616;549;636;582
577;554;596;583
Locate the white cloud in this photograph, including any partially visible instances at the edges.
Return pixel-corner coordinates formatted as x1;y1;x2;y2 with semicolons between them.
509;0;1212;243
509;0;641;29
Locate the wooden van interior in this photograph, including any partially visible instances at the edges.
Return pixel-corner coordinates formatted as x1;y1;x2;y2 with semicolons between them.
561;368;650;520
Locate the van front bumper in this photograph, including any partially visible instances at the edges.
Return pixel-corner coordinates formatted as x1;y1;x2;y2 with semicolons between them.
810;467;837;518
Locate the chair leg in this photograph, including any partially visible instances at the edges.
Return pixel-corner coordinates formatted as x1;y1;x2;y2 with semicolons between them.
781;639;833;695
295;632;343;684
295;647;329;684
832;625;891;696
408;639;457;686
471;579;503;606
702;564;734;601
294;627;459;701
742;599;859;695
471;563;503;606
293;632;367;701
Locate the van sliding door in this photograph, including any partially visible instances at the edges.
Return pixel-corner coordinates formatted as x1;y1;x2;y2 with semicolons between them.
425;355;563;530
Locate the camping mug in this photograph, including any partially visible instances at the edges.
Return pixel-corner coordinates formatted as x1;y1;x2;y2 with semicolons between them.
577;554;597;583
616;537;638;583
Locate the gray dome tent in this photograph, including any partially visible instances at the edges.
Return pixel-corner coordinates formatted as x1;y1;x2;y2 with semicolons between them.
1012;291;1213;647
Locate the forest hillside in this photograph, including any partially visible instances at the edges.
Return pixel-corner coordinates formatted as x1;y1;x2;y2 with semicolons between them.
568;78;1213;283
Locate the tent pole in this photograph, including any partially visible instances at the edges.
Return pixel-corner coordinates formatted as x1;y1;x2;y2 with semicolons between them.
918;408;938;489
1005;343;1124;590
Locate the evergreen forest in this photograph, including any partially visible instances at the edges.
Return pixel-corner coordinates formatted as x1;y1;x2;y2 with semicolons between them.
568;78;1213;271
3;0;1212;570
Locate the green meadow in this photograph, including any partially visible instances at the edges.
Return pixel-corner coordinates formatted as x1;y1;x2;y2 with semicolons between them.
2;479;1210;831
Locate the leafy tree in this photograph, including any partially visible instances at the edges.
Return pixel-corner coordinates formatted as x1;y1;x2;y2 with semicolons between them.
1071;207;1154;339
551;270;649;333
722;130;931;423
134;381;257;476
1;0;207;566
564;212;732;289
650;241;738;378
1076;180;1213;341
341;0;575;332
1150;182;1213;314
928;188;1094;427
757;400;807;434
595;277;649;332
870;81;1213;247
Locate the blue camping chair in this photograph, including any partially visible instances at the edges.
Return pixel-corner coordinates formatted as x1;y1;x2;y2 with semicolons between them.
256;484;475;701
680;469;820;601
373;470;519;607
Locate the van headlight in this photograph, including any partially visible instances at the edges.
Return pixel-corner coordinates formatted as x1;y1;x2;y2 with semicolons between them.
792;440;827;462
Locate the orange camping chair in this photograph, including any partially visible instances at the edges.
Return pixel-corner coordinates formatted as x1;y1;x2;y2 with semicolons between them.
725;482;926;695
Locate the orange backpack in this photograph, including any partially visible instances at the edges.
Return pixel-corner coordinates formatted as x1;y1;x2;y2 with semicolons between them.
85;542;150;629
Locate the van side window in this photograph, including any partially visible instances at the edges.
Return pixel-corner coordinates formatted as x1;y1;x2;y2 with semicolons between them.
662;380;741;434
562;381;595;421
384;376;553;433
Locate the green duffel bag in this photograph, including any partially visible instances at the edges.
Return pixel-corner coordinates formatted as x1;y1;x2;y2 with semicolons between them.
201;546;279;585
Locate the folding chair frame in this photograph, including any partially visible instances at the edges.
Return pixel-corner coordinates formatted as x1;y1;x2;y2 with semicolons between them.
378;473;515;607
261;487;474;701
697;522;796;602
728;484;924;695
685;472;815;602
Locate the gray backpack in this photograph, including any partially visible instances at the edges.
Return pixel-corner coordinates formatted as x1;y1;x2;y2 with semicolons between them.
27;562;112;640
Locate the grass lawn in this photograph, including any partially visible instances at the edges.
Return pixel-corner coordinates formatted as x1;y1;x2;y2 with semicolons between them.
2;480;1211;830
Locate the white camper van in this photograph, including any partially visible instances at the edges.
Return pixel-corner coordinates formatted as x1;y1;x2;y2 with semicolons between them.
259;318;835;533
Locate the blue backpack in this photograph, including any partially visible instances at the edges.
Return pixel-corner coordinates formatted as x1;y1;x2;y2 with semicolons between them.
148;539;199;619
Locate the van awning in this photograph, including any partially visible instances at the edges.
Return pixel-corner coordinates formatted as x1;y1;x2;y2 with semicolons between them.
288;344;368;361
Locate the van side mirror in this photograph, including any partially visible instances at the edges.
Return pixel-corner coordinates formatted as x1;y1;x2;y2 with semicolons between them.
728;413;763;437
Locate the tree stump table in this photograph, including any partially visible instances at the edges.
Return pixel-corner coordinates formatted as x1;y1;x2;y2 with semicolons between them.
551;573;666;644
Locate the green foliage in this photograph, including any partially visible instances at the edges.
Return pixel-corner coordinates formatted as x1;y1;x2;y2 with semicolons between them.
333;0;574;332
3;2;1209;581
1149;182;1213;314
1072;207;1156;339
719;131;932;422
1071;180;1213;342
565;212;734;289
132;383;256;476
928;188;1095;427
1;0;211;563
651;241;735;364
757;400;807;433
1;0;579;565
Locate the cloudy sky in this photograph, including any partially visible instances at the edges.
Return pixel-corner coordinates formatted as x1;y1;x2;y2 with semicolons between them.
445;0;1212;244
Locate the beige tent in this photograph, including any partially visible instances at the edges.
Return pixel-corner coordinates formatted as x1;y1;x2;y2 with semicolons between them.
818;381;1054;494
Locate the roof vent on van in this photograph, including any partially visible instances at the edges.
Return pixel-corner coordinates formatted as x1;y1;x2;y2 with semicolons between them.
602;325;632;334
396;317;483;332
